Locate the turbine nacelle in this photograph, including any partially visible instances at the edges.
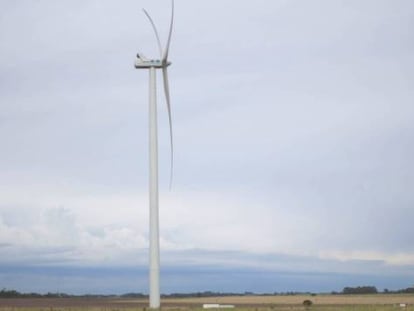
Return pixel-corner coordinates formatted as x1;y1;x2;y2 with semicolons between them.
135;53;171;68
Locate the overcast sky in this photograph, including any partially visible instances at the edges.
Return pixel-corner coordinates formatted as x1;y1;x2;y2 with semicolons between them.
1;0;414;294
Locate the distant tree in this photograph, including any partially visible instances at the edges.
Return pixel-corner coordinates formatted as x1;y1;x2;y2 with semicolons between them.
0;289;21;298
342;286;378;295
120;293;147;298
397;287;414;294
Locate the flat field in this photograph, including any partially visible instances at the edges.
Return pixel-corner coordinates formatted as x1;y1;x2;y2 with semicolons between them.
1;295;414;311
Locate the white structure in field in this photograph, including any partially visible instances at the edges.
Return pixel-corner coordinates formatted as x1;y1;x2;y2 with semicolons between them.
203;304;235;309
134;0;174;309
203;304;220;309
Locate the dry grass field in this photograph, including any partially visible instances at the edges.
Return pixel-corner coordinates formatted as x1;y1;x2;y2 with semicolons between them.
160;294;414;305
1;295;414;311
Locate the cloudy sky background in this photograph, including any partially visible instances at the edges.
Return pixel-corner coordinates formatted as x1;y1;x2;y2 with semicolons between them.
1;0;414;294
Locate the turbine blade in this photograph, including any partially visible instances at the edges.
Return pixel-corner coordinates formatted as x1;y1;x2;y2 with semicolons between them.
143;9;163;59
162;67;174;189
162;0;174;62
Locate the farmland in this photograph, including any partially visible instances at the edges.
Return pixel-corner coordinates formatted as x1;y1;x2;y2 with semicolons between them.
1;294;414;311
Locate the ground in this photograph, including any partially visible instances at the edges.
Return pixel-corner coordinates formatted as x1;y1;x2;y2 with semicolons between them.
1;294;414;310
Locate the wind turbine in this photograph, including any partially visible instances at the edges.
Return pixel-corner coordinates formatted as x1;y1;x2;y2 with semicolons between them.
134;0;174;308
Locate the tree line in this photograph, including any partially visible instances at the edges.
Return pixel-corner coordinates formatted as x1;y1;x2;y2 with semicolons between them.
334;286;414;295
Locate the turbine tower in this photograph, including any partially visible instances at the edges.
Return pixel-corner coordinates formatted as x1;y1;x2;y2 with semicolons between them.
134;0;174;308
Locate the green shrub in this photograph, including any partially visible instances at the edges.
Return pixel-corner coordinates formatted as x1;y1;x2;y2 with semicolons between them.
303;299;313;307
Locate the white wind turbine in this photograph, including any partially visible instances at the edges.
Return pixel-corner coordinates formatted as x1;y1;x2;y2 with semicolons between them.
134;0;174;308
